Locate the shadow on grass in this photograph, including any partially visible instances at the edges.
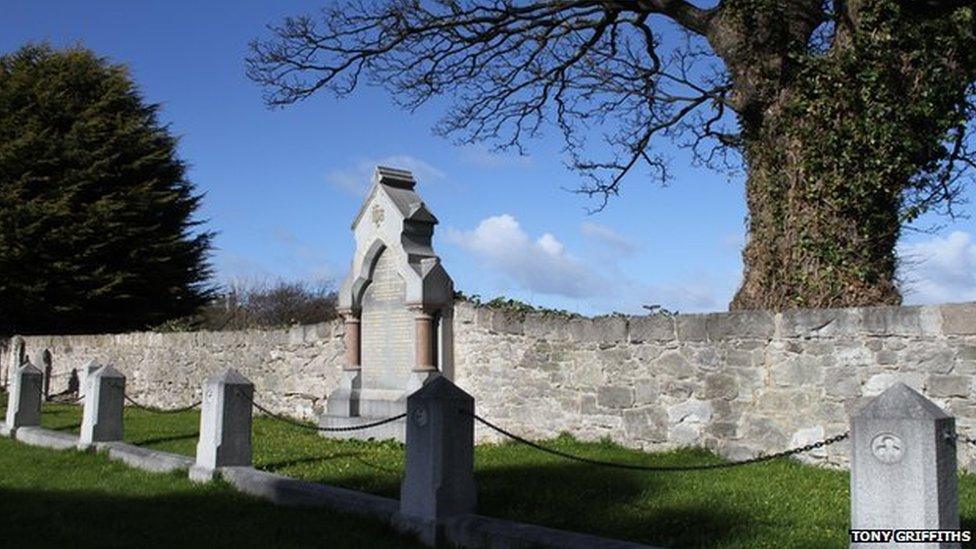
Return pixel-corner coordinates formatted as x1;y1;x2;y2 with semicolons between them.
0;485;423;549
473;461;760;548
131;432;199;447
51;423;81;432
260;452;365;473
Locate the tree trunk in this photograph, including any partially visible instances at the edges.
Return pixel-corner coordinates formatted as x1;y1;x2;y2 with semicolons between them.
730;115;903;310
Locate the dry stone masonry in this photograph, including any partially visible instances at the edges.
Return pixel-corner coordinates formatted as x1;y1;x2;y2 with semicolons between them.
8;300;975;470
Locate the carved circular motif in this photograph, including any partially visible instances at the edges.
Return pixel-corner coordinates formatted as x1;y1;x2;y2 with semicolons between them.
413;406;428;427
371;204;385;227
871;432;905;464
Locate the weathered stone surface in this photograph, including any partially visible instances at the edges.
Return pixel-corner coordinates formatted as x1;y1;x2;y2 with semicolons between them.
705;311;775;340
622;407;667;442
927;375;970;398
778;308;860;337
191;369;254;482
851;383;958;539
628;316;675;342
79;365;125;448
704;373;738;400
863;372;924;397
15;299;976;471
400;377;476;525
675;315;707;341
5;362;42;429
941;303;976;335
861;305;941;337
597;386;634;409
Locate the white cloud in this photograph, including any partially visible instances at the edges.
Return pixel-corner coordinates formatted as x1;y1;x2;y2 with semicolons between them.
445;214;604;299
326;155;445;194
580;221;639;254
899;230;976;304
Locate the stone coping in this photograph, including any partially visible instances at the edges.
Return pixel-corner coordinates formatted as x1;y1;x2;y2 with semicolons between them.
220;466;660;548
15;426;79;451
12;301;975;347
99;441;195;473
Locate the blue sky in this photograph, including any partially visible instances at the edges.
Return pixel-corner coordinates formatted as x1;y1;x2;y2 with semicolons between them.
4;1;976;315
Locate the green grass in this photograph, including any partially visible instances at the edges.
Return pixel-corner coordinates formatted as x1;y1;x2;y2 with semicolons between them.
0;434;422;548
17;400;976;547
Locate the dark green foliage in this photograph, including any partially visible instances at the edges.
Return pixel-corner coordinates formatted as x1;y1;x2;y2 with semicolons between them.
0;44;214;334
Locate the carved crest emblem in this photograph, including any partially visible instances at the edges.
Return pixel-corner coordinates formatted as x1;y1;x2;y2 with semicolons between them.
371;204;385;227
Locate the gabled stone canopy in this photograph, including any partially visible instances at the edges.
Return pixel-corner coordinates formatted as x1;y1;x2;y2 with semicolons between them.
339;166;453;312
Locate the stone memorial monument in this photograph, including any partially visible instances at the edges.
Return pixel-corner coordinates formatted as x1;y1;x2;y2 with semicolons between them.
319;166;454;441
851;382;959;547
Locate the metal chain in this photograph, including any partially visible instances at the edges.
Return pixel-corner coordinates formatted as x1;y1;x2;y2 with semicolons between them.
248;397;406;433
123;394;202;414
466;410;849;472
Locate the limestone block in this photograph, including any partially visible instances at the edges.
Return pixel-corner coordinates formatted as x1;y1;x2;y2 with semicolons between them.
675;315;707;341
704;373;738;400
851;383;958;542
778;307;861;337
634;379;659;405
628;316;675;342
824;366;860;399
79;365;125;448
927;375;971;398
622;407;667;442
705;311;775;340
489;310;523;335
654;352;694;379
667;398;712;425
596;386;634;409
861;305;941;337
941;303;976;335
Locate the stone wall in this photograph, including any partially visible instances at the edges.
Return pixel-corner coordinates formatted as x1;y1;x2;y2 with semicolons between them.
5;300;975;469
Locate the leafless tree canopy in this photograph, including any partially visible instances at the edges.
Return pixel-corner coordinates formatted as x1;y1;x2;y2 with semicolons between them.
247;1;741;205
247;1;974;211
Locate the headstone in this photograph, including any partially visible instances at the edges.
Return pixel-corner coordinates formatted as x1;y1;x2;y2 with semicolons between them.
320;166;454;441
78;365;126;449
3;361;43;434
398;377;476;544
78;359;102;400
4;335;25;390
851;382;959;547
190;369;254;482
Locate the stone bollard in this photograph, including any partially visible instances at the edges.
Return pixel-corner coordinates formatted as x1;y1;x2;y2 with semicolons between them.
851;382;959;548
189;369;254;482
78;365;126;450
2;361;43;436
397;376;476;544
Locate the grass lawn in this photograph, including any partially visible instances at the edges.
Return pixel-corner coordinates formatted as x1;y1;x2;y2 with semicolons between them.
11;399;976;548
0;433;423;548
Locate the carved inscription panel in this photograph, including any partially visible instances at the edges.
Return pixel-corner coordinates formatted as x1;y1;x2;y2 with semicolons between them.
361;247;414;390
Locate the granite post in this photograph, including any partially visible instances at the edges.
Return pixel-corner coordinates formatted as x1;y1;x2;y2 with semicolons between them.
190;369;254;482
851;382;959;548
78;365;126;449
398;376;476;544
3;362;43;435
